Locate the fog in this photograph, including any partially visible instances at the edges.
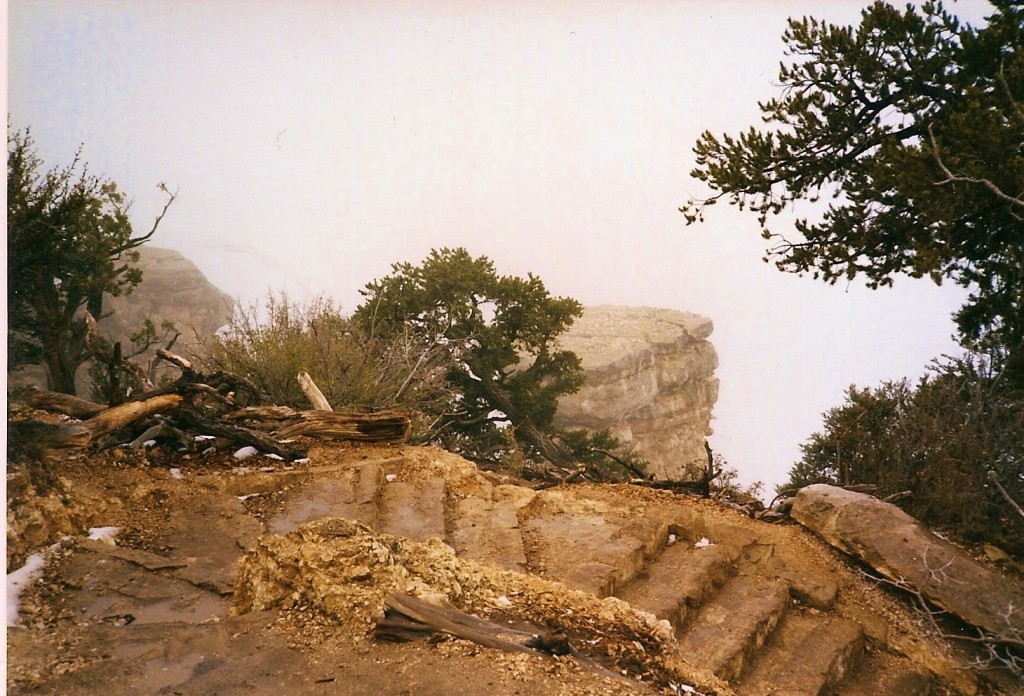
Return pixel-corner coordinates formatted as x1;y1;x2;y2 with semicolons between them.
9;0;993;492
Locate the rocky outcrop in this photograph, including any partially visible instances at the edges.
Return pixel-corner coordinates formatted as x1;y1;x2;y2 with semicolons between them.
792;484;1024;643
99;246;232;349
553;306;718;481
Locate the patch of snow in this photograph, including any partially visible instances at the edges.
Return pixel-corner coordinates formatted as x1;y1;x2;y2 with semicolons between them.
237;493;262;502
88;527;120;545
495;595;512;607
385;474;398;483
667;533;678;545
169;468;183;480
201;447;216;455
194;435;216;441
293;458;310;464
7;553;47;626
233;446;259;460
142;439;157;448
264;453;284;461
694;537;713;549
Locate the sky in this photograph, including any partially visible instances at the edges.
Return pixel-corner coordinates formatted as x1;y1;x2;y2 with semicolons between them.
8;0;995;493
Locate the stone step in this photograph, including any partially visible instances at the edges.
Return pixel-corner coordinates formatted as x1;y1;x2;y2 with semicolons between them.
736;612;864;696
266;461;384;535
448;483;535;573
519;488;677;597
378;476;447;542
674;576;790;682
615;541;739;628
838;656;932;696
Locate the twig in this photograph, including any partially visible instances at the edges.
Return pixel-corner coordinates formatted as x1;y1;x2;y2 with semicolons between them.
988;470;1024;521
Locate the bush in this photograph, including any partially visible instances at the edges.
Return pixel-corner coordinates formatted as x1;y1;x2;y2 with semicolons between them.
197;293;455;440
782;353;1024;556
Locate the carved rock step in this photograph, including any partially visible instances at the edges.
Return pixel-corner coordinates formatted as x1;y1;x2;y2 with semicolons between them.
736;612;864;696
674;576;790;682
266;462;384;534
615;541;739;628
378;476;447;543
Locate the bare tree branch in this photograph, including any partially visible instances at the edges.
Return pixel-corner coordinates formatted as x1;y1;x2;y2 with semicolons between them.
928;123;1024;211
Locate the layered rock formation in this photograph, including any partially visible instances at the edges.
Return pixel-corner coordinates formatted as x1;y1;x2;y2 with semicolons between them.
554;306;719;481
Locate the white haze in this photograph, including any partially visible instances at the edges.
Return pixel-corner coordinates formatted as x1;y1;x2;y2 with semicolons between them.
8;0;994;493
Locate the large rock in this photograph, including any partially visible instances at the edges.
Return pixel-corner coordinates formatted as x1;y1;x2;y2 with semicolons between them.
553;306;718;481
792;484;1024;642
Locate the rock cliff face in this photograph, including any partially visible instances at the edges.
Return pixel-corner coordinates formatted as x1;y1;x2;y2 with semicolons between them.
553;305;719;482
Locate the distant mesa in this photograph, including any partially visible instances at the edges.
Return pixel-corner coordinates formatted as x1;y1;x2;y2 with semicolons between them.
555;305;719;482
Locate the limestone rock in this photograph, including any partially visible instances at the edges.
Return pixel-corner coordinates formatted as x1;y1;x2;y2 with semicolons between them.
792;484;1024;641
554;305;719;481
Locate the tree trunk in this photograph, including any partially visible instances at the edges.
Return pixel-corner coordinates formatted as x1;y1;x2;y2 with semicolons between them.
43;332;78;395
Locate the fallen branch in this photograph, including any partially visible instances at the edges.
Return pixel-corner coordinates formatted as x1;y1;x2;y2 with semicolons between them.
987;470;1024;521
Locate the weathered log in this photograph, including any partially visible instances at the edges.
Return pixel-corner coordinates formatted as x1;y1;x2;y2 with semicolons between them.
297;371;333;411
7;419;92;450
20;387;106;419
274;410;410;443
376;594;633;685
375;594;540;653
222;406;300;423
82;394;184;440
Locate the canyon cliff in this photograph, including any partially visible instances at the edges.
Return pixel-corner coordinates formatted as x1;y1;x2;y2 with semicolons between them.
554;305;719;482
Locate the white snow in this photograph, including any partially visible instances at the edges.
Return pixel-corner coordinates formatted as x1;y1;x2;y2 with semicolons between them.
694;537;713;548
667;533;678;545
169;468;183;480
88;527;120;545
194;435;216;441
264;453;284;461
385;474;398;483
202;446;216;455
233;446;259;460
293;458;310;464
7;553;47;625
142;439;157;448
7;539;64;627
237;493;262;502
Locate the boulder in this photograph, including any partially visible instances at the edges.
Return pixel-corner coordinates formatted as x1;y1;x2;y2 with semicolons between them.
553;305;718;481
792;484;1024;641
